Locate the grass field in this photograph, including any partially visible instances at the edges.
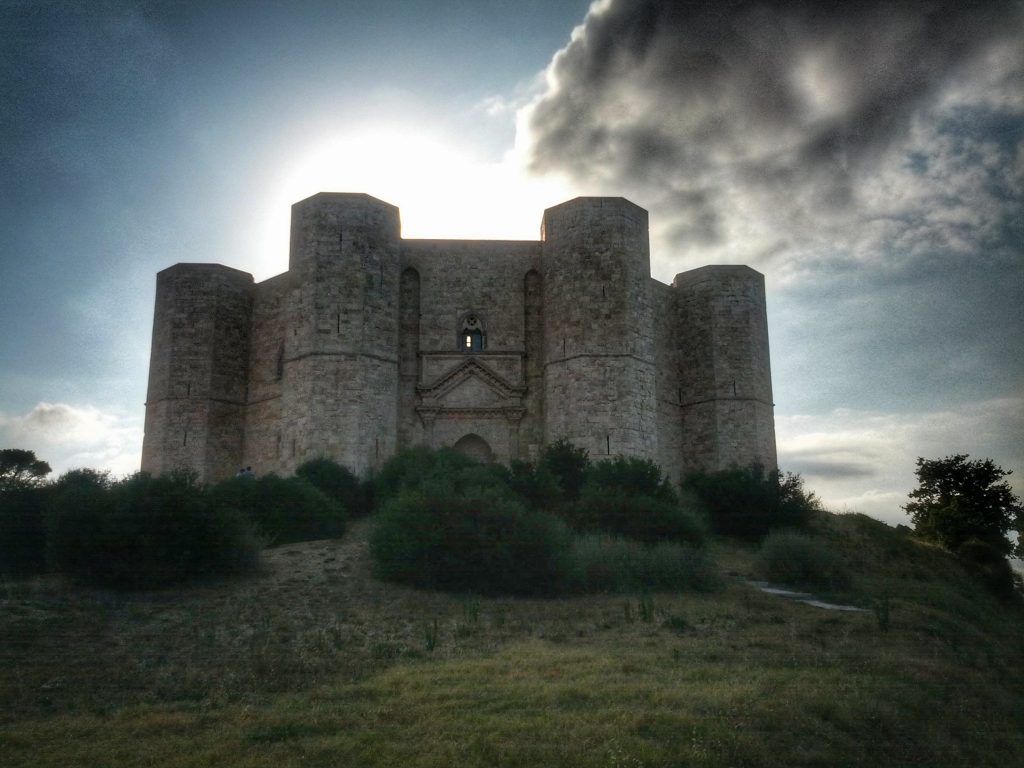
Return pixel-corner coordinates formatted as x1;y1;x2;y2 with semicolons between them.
2;513;1022;767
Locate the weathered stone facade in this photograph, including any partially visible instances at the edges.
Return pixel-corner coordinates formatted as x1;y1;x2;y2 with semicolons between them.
142;193;776;482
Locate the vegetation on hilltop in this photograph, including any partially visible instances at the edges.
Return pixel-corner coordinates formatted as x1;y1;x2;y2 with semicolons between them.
0;445;1021;766
0;509;1021;767
905;454;1023;557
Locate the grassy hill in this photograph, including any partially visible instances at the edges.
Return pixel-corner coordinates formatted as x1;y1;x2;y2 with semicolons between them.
2;512;1022;767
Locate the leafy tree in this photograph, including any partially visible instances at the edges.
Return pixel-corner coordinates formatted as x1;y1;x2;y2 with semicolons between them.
0;449;52;492
538;438;589;503
49;471;260;589
905;454;1023;557
507;459;562;511
682;464;819;540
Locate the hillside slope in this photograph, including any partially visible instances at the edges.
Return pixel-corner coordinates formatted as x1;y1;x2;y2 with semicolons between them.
1;514;1022;767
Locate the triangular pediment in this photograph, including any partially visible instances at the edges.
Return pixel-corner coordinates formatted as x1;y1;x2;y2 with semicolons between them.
440;374;501;408
417;357;523;406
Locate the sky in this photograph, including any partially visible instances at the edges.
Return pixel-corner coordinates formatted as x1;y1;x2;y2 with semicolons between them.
1;0;1021;527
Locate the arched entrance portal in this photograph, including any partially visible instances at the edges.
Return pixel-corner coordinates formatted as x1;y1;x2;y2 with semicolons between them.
452;433;494;464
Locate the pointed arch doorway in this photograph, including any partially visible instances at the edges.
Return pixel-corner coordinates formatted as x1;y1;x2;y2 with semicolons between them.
452;433;494;463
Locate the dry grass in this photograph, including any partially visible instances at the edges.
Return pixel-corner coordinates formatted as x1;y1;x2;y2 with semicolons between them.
2;515;1022;767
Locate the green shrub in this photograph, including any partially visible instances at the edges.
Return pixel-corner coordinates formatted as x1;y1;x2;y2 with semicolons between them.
0;487;49;576
538;438;589;503
370;481;571;596
955;539;1017;599
295;458;370;517
49;471;260;589
44;467;117;579
507;459;562;511
755;530;852;591
210;475;345;545
371;446;480;506
452;461;514;492
567;488;706;546
567;534;717;593
585;456;678;503
683;464;819;540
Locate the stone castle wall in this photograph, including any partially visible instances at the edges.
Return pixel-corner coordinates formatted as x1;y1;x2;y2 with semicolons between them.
142;263;252;479
142;193;776;483
540;198;658;462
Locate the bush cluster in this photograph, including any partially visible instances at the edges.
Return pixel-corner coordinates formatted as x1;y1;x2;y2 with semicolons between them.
682;464;819;540
755;530;852;591
0;487;49;577
368;444;716;596
567;534;717;593
296;458;371;518
49;471;261;589
565;456;706;547
209;474;345;545
370;446;481;504
955;539;1017;599
370;482;571;596
0;457;359;588
567;490;706;547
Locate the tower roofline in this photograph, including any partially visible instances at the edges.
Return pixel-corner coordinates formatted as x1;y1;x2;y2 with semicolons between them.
157;262;254;280
672;264;763;288
542;195;645;216
291;191;398;211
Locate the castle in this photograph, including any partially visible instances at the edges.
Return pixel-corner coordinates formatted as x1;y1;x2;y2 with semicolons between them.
141;193;776;483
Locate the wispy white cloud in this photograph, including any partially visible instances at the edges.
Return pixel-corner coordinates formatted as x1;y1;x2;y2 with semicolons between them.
777;398;1024;524
0;402;142;479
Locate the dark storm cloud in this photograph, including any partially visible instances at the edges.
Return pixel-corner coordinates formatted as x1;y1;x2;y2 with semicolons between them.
524;0;1023;419
527;0;1022;256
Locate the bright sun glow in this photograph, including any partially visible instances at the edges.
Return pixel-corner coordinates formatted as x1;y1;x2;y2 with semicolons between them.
251;127;571;280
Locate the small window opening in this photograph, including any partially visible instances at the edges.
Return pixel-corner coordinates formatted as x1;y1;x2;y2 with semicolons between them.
460;315;485;353
183;429;188;447
186;382;191;397
606;434;610;454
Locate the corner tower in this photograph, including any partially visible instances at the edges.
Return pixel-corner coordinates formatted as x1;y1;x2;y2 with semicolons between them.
279;193;401;475
541;197;657;458
141;263;254;480
673;265;776;472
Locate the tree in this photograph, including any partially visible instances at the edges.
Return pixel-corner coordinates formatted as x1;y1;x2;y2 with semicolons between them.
538;438;590;503
682;464;819;540
904;454;1023;557
0;449;52;492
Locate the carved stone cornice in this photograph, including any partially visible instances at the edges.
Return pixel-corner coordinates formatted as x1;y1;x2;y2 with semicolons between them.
416;405;526;426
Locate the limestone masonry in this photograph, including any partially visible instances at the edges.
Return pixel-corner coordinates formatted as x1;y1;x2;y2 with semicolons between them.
142;193;776;482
